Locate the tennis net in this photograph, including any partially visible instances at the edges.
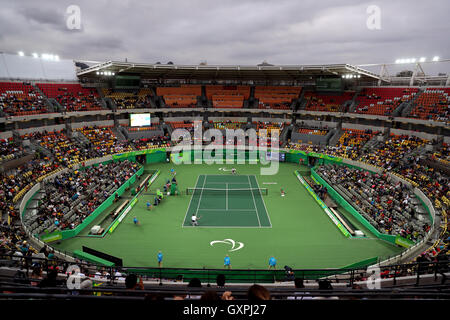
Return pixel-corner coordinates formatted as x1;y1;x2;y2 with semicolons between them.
186;187;268;196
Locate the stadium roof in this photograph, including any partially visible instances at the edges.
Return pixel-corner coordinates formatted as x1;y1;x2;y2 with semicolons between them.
76;60;381;81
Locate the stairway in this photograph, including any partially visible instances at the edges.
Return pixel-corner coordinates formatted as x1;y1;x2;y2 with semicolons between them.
401;88;424;117
327;128;343;147
112;126;127;141
347;90;361;113
32;84;55;112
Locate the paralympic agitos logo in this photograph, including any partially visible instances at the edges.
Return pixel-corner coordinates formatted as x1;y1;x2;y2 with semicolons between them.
210;239;244;252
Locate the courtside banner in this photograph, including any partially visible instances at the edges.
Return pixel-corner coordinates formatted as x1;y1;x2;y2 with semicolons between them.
286;150;343;162
112;148;166;160
395;235;415;248
40;231;62;243
295;171;350;237
109;170;160;233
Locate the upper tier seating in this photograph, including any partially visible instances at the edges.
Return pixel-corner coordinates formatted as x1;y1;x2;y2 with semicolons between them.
206;85;250;109
157;85;201;108
103;88;152;109
303;92;354;112
409;88;450;121
255;86;302;110
354;87;418;116
0;82;48;116
37;83;103;112
326;129;379;160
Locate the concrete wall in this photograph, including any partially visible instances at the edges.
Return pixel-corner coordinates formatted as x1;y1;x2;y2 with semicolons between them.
126;130;165;140
0;131;13;139
291;130;333;145
295;119;338;128
18;124;66;135
342;122;386;133
252;117;291;124
390;128;439;141
71;120;114;129
164;116;203;122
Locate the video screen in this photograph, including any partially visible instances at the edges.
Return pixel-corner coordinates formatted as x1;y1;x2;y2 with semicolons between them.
130;113;151;127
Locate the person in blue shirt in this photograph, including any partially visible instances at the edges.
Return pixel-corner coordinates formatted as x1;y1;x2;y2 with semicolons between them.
146;201;152;211
224;255;231;269
268;256;277;270
133;217;139;225
157;251;163;268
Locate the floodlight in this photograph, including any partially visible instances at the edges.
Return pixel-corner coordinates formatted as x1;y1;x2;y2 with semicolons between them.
419;57;426;63
18;51;24;56
32;53;39;58
432;56;439;62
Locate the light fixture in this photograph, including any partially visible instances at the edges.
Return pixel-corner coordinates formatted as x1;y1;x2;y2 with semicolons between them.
32;53;39;58
432;56;440;62
18;51;24;56
419;57;426;62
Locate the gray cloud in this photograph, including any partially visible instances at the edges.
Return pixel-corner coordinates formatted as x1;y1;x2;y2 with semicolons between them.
0;0;448;75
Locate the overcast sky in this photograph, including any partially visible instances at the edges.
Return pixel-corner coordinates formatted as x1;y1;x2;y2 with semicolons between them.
0;0;448;74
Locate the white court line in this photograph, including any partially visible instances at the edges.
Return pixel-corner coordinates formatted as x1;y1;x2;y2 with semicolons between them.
253;175;273;228
248;175;261;227
194;175;207;218
197;208;256;212
181;175;200;227
226;183;228;211
182;225;272;229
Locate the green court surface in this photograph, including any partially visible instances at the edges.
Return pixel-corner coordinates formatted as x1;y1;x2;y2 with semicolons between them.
183;174;271;228
52;162;403;270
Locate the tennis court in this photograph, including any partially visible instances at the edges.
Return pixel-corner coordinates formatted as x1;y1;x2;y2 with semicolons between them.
182;174;271;227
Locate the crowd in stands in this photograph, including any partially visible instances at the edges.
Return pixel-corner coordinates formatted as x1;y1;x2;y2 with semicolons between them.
303;92;354;112
212;121;246;130
0;138;26;163
354;88;418;116
76;126;133;156
430;143;449;165
27;161;139;234
298;128;328;135
104;88;152;109
37;83;103;112
132;136;171;150
409;88;450;122
326;129;378;160
358;134;428;170
0;82;48;116
316;164;430;241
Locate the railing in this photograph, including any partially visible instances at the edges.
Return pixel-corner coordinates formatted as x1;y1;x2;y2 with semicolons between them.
0;254;448;288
